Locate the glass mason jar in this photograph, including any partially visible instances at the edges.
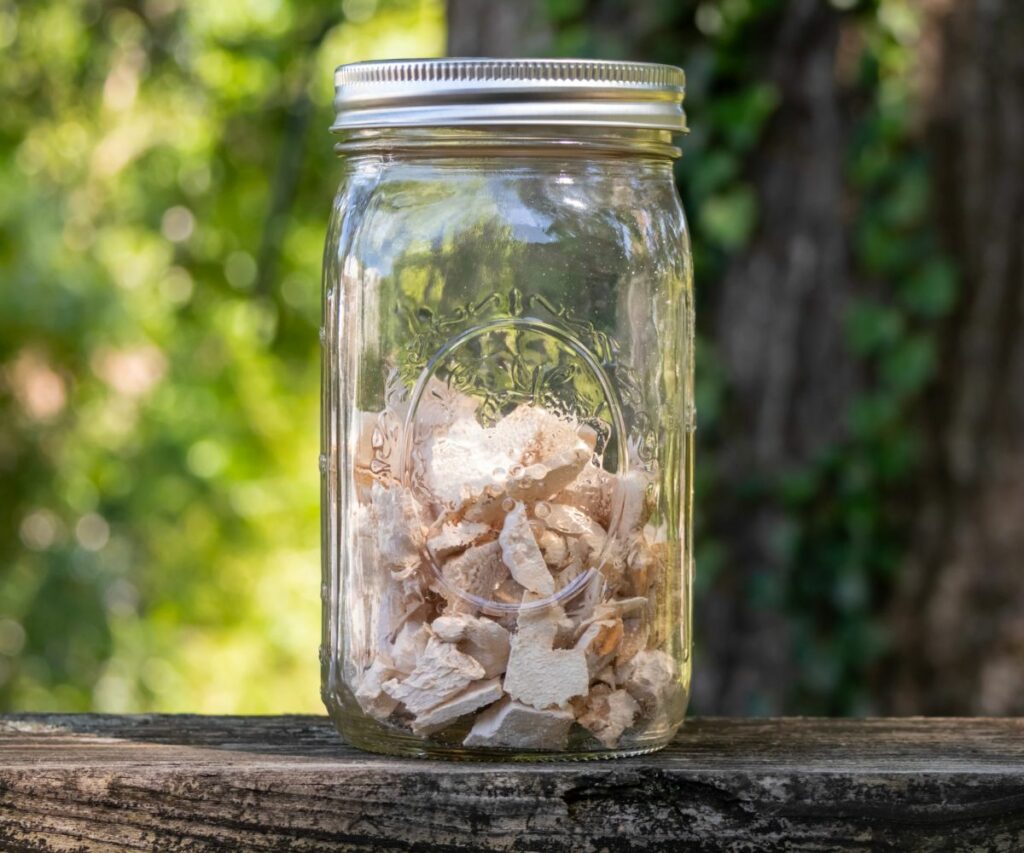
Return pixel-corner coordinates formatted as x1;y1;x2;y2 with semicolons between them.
321;59;694;759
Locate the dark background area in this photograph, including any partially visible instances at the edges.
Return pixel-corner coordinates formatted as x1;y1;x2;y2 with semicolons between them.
1;0;1022;716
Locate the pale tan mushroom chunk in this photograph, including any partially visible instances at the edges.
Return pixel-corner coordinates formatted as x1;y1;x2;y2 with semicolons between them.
463;696;575;750
503;603;589;710
354;658;401;720
382;637;485;716
575;684;641;748
369;482;426;574
553;463;616;528
431;614;511;679
617;649;683;721
426;519;491;561
439;541;510;613
410;678;504;735
499;502;555;597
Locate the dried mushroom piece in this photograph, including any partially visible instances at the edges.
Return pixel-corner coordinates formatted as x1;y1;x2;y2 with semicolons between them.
490;404;584;464
575;615;625;677
354;658;400;720
409;678;504;735
505;445;591;504
427;519;491;560
354;411;385;493
458;447;591;524
618;649;683;721
423;416;518;506
370;483;426;575
574;685;640;748
624;533;658;598
553;463;616;527
499;501;555;596
431;613;510;678
389;619;429;675
382;636;485;716
611;469;651;537
503;603;589;710
414;378;481;432
437;540;509;612
536;529;568;568
463;696;574;750
615;617;650;668
539;502;604;538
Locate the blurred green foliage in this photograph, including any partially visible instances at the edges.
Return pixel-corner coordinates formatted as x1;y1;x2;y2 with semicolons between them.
0;0;443;712
1;0;953;717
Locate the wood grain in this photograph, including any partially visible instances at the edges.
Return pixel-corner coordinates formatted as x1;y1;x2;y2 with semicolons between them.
0;715;1021;851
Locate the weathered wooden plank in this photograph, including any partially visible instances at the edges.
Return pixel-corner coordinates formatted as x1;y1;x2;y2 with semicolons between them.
0;716;1021;852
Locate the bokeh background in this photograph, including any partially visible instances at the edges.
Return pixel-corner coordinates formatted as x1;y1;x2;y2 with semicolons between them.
2;0;1021;717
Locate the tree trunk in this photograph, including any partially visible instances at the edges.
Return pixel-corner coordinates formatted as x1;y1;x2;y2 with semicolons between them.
888;0;1024;715
694;0;856;715
445;0;551;57
443;0;858;715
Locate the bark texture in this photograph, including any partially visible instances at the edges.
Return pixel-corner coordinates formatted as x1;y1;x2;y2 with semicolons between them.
889;0;1024;715
696;1;858;715
445;0;859;715
445;0;551;57
1;715;1023;851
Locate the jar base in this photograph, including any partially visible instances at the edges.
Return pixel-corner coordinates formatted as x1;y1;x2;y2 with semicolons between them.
325;693;678;762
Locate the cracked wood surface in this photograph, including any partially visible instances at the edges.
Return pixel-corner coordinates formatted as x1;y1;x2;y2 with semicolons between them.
0;715;1022;851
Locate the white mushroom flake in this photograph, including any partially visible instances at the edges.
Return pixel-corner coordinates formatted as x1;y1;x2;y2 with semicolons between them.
506;445;591;504
427;519;491;560
439;541;509;611
423;417;518;506
499;502;555;596
537;529;568;568
503;604;589;709
382;637;485;716
541;503;606;538
354;659;400;720
410;678;504;735
612;469;651;536
491;404;583;463
463;697;574;750
554;463;616;527
431;614;510;678
389;620;429;675
370;483;425;574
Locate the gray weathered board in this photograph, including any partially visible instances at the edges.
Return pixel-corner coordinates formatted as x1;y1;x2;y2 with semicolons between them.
0;715;1022;851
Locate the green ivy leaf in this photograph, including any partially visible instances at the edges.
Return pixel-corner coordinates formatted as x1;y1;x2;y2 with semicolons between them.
857;215;910;276
700;185;757;250
880;162;928;228
898;258;958;318
710;83;780;151
848;392;901;438
880;334;936;395
845;299;904;356
546;0;586;22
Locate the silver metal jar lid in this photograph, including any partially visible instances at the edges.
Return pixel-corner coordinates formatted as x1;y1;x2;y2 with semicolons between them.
332;58;686;133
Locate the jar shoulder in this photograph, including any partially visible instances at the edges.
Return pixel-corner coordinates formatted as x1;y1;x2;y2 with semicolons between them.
331;158;690;276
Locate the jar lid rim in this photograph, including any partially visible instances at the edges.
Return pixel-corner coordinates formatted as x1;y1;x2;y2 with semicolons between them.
332;58;687;134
